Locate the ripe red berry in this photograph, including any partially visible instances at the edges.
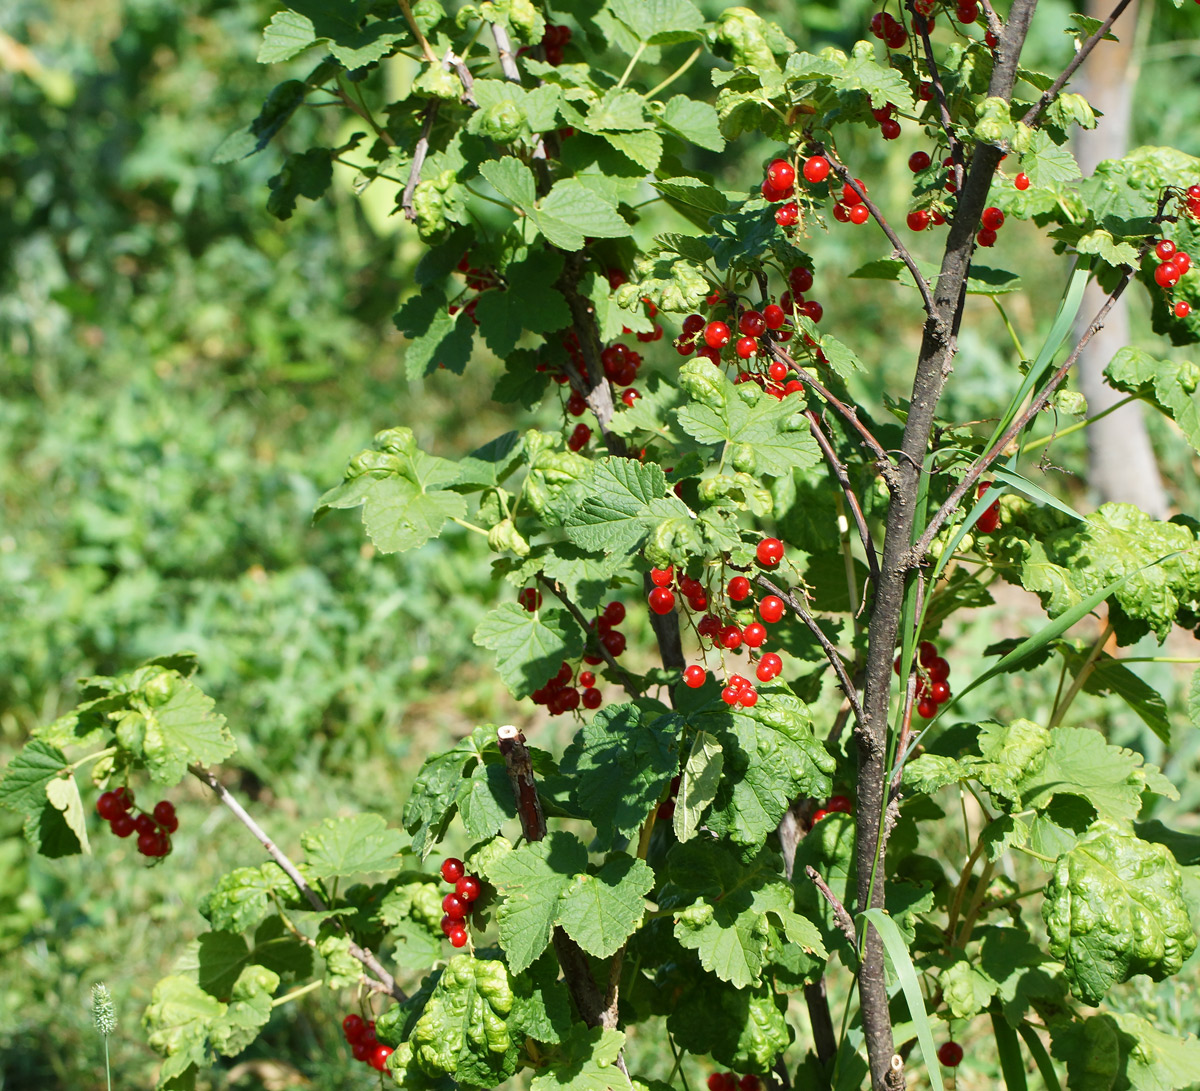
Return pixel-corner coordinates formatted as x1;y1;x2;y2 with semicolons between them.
756;652;783;681
908;151;931;173
848;203;870;225
977;227;997;247
682;313;705;336
938;1042;964;1068
775;202;799;227
756;538;784;567
811;808;830;824
135;813;156;836
981;206;1005;231
832;203;851;223
1176;301;1192;318
803;156;831;183
738;310;767;337
566;392;587;417
768;360;788;382
370;1045;395;1071
650;566;673;586
604;602;626;625
800;300;823;322
721;684;741;705
738;686;758;707
683;665;707;688
931;680;951;703
763;304;786;330
518;587;542;612
930;657;950;682
827;794;852;813
759;596;785;623
440;914;457;936
343;1014;366;1041
880;118;901;140
1156;239;1177;261
720;625;743;650
907;210;930;232
1174;252;1192;274
352;1038;373;1061
456;875;482;902
1014;172;1030;190
113;786;134;811
110;812;135;838
841;179;867;205
568;423;591;451
917;697;937;719
704;321;732;349
985;29;999;47
728;576;752;601
136;830;161;856
649;587;676;615
155;804;180;833
766;159;796;190
707;1075;726;1091
96;792;122;821
734;336;757;359
441;857;465;883
742;622;767;648
918;640;937;665
602;629;626;656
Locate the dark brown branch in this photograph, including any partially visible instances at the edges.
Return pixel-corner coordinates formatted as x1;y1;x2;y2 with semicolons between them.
189;764;404;1000
916;25;963;182
401;103;439;221
979;0;1004;36
754;575;864;725
825;157;940;322
537;576;642;698
805;866;857;945
495;728;620;1032
1021;0;1135;127
767;343;894;469
806;410;880;584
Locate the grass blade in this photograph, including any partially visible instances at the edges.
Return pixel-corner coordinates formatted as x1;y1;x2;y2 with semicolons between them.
1017;1023;1062;1091
991;1010;1029;1091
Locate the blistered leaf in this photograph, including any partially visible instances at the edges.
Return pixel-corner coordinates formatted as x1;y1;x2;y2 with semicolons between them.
301;813;407;881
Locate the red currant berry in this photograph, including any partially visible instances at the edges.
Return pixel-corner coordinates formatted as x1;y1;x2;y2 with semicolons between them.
985;29;999;47
919;81;934;100
134;813;156;836
454;876;481;903
800;300;823;322
1174;252;1192;274
811;808;830;824
908;151;932;173
827;795;852;813
763;304;786;330
759;596;785;623
930;657;950;682
440;914;457;936
738;310;767;337
832;203;851;223
683;665;707;688
957;1;979;20
721;684;741;705
918;640;937;665
682;313;705;335
931;680;951;703
803;156;831;183
604;601;626;625
917;697;937;719
976;227;997;247
568;423;591;451
370;1045;394;1071
343;1014;366;1041
938;1042;964;1068
728;576;751;600
567;392;587;416
756;538;784;567
768;360;788;382
650;566;674;586
707;1075;726;1091
720;625;743;650
775;202;799;227
602;629;626;657
704;321;732;349
352;1038;373;1062
784;379;803;395
1176;301;1192;318
578;670;596;688
734;335;757;359
96;791;122;821
766;159;796;190
880;118;901;140
110;812;135;838
518;587;542;612
137;830;161;856
848;203;870;225
442;857;465;883
1156;239;1177;261
675;338;695;355
648;587;677;615
113;786;134;811
907;210;930;232
756;652;783;681
1014;172;1030;190
742;622;767;648
981;206;1005;230
443;893;469;919
580;687;601;709
738;686;758;707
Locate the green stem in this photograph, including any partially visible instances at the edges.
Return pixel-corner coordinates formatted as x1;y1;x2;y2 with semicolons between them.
645;45;703;99
1047;618;1114;728
1019;393;1140;454
1118;656;1200;663
991;297;1027;359
67;747;118;774
955;859;995;948
614;40;647;89
271;979;324;1008
463;184;521;214
451;516;492;536
1013;843;1057;864
104;1037;111;1091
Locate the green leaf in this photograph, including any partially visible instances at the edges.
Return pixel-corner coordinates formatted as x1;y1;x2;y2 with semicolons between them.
1104;347;1200;458
408;954;519;1086
140;675;236;785
301;813;406;881
668;978;791;1071
586;89;652;132
510;951;574;1045
651;177;730;215
473;602;585;699
1020;128;1083;187
1075;229;1140;268
563;457;690;555
557;853;654;958
539;543;626;611
484;832;586;973
608;0;705;44
1108;1012;1200;1090
480;156;538;209
267;147;333;220
45;775;90;856
530;1026;632;1091
535;180;633;250
1043;820;1197;1004
0;740;70;853
560;704;682;850
258;11;319;63
475;252;570;357
660;95;724;151
455;762;515;839
393;285;476;379
208;965;279;1055
835;40;916;113
204;866;278;934
674;731;724;843
143;975;226;1077
1080;655;1171;744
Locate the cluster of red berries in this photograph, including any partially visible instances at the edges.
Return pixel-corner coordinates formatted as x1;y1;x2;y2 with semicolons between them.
96;788;177;858
831;176;872;225
938;1041;964;1068
975;205;1005;248
1150;238;1193;320
521;595;623;713
895;640;952;720
438;857;481;948
539;23;571;66
342;1014;392;1070
707;1072;763;1091
809;793;853;827
447;251;499;326
677;539;790;706
1186;183;1200;219
868;10;908;49
976;482;1001;534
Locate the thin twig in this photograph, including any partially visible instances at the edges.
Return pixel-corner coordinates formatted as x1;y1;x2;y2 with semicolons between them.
537;576;642;698
188;764;404;1000
1021;0;1136;126
397;0;439;64
755;575;865;725
806;410;880;583
916;26;962;181
402;102;439;221
767;343;894;468
805;866;857;945
825;156;940;322
490;21;521;82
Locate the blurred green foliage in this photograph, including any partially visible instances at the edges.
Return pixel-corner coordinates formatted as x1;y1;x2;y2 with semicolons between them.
2;0;1200;1087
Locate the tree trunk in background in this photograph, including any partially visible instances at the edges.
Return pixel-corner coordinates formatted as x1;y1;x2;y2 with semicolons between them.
1074;0;1169;517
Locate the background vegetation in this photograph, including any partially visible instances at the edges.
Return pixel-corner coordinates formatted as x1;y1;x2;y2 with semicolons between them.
2;0;1199;1086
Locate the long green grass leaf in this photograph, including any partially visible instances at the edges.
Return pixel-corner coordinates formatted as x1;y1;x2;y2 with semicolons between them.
1017;1023;1062;1091
991;1010;1029;1091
